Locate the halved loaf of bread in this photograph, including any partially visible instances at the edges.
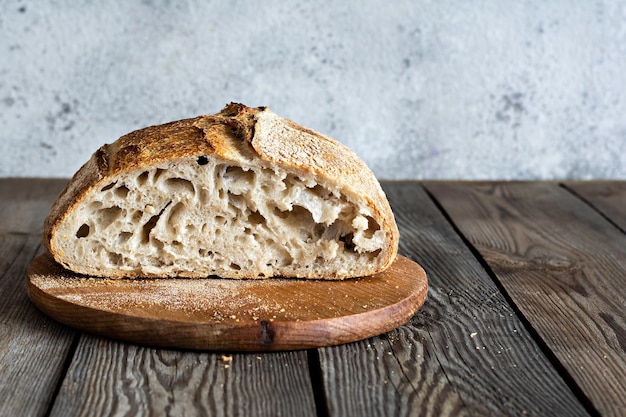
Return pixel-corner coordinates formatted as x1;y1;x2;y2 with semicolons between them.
44;103;399;279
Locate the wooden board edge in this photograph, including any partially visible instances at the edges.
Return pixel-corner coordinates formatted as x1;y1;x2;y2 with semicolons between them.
26;256;428;352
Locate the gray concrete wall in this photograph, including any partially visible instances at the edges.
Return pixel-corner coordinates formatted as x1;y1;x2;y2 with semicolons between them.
2;1;625;179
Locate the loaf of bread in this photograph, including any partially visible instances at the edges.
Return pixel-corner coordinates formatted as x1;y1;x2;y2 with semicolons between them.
44;103;399;279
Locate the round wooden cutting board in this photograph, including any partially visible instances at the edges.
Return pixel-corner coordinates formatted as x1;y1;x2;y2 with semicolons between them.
27;254;427;351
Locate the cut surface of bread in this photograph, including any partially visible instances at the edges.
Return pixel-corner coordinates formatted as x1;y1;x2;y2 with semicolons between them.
44;103;399;279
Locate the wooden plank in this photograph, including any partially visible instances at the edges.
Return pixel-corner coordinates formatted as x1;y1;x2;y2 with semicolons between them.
0;178;67;234
564;181;626;232
426;181;626;417
316;182;589;417
48;335;318;417
0;233;75;417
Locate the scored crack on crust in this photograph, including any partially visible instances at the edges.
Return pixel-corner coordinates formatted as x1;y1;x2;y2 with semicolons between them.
43;103;399;279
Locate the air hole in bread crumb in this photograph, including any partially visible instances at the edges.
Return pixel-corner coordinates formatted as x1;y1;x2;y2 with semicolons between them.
279;253;294;267
101;182;116;191
153;168;166;183
137;171;149;186
197;155;208;165
97;206;122;229
142;214;160;244
76;224;90;238
165;202;185;233
108;252;122;266
114;185;129;198
339;232;356;252
363;216;381;238
248;210;266;226
165;178;194;195
224;165;255;182
309;184;331;199
132;210;143;223
228;193;245;211
199;188;210;205
141;202;171;244
118;232;132;244
313;224;325;239
273;207;290;219
230;262;241;271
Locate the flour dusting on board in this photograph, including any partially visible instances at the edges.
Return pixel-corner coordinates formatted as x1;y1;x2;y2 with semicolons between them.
30;272;301;320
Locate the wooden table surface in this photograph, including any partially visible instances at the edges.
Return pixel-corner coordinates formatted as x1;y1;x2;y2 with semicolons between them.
1;178;624;417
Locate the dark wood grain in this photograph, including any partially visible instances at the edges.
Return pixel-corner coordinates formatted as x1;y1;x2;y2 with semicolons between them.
426;181;626;417
0;233;75;417
0;178;67;234
27;254;426;351
564;181;626;232
0;179;75;416
48;334;318;417
316;182;589;417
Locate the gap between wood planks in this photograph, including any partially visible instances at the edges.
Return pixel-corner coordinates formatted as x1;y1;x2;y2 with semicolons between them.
560;183;626;235
420;182;603;417
307;349;331;417
43;334;80;417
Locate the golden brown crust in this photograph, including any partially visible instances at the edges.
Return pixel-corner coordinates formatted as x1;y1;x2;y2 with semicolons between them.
44;103;399;276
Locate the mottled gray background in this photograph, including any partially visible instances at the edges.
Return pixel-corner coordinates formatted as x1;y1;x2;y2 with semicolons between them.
2;1;625;179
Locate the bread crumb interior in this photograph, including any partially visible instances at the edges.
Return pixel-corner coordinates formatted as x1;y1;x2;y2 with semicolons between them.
56;156;385;278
